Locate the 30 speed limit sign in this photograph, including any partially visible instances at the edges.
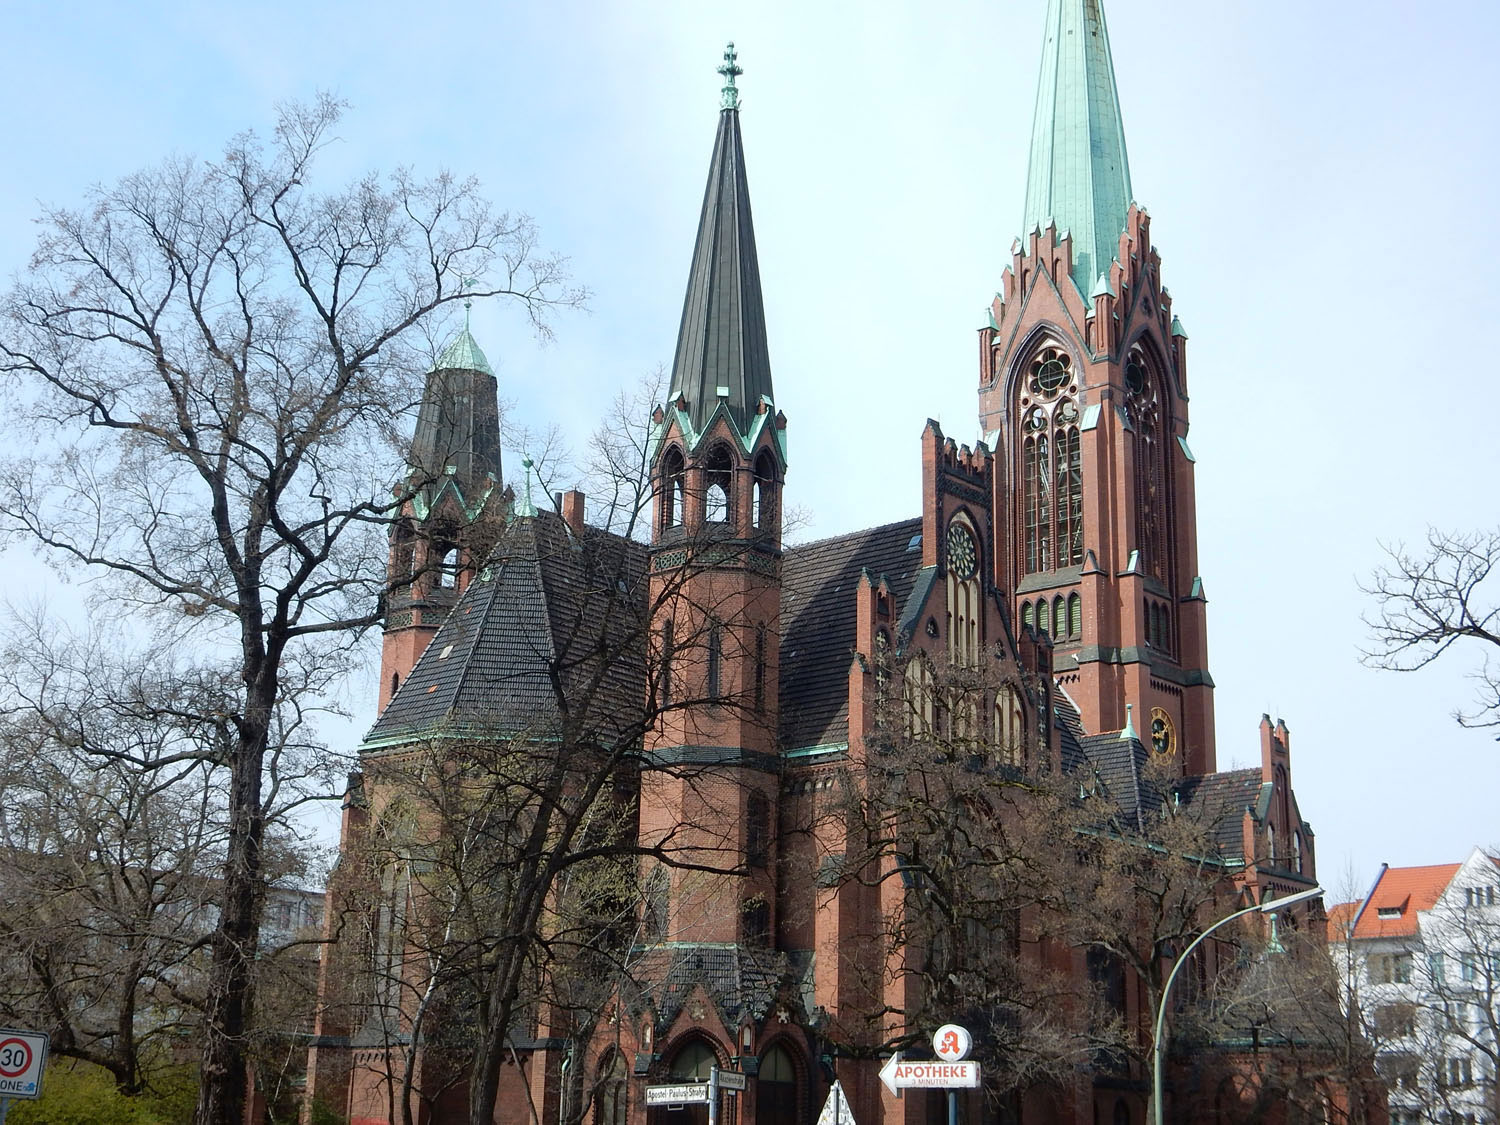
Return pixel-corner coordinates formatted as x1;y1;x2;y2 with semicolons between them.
0;1028;49;1099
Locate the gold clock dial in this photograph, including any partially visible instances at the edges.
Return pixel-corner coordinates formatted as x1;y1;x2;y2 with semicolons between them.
1150;707;1176;756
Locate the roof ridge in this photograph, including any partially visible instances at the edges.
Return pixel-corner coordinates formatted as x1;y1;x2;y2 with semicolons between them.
785;515;922;553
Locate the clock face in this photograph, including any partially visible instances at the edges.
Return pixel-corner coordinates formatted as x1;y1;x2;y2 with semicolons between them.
1150;707;1176;756
946;523;978;580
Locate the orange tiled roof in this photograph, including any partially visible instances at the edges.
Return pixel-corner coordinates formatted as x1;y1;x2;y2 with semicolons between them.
1327;863;1461;942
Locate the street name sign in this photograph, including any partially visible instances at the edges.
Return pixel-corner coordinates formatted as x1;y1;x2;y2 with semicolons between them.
0;1029;48;1099
645;1083;710;1106
878;1053;981;1095
715;1070;747;1091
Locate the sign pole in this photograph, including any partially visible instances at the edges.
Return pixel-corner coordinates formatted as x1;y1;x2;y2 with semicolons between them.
0;1096;11;1125
708;1066;719;1125
948;1089;957;1125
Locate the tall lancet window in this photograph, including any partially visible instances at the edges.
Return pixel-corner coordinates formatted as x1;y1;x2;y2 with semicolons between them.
1019;345;1083;575
1125;349;1171;582
661;447;686;531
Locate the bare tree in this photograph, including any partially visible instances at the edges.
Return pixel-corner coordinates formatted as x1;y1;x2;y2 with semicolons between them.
0;96;582;1124
1363;527;1500;732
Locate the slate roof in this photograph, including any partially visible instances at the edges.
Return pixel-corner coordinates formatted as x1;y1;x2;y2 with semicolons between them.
668;103;775;439
779;518;925;751
1078;731;1153;830
629;944;793;1037
367;511;647;749
1173;768;1262;862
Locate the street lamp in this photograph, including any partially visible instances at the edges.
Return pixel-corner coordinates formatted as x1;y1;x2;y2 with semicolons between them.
1151;885;1323;1125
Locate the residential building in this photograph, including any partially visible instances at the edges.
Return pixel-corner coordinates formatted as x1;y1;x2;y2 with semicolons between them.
1330;849;1500;1125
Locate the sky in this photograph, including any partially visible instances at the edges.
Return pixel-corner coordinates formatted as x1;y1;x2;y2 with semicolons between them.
2;0;1497;895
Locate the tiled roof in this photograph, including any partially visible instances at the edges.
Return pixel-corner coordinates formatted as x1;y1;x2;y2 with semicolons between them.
779;518;925;751
1052;688;1089;772
1327;863;1462;942
367;512;647;748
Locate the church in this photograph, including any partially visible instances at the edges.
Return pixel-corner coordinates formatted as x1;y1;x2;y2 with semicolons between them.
303;2;1331;1123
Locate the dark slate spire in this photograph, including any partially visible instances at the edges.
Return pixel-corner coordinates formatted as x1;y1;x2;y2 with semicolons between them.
1022;0;1134;297
667;42;774;440
409;314;501;516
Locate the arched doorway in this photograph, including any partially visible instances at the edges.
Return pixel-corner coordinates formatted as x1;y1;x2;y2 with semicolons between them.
756;1044;798;1124
648;1040;719;1125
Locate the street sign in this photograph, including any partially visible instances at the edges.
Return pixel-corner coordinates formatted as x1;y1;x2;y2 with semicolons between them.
878;1053;981;1095
0;1029;48;1099
715;1070;747;1091
645;1083;710;1106
815;1079;857;1125
932;1024;972;1062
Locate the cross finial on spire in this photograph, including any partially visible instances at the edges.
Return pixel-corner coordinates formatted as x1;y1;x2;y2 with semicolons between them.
718;42;742;111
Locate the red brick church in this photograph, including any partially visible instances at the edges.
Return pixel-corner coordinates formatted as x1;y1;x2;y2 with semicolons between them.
303;3;1329;1123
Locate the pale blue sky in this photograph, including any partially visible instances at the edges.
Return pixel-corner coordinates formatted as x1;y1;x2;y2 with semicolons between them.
3;0;1497;893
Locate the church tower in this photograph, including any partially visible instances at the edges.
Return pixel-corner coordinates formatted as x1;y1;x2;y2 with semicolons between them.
378;319;504;712
979;0;1215;774
639;44;788;949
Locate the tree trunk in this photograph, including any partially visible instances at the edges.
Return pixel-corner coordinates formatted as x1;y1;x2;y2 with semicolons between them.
195;690;270;1125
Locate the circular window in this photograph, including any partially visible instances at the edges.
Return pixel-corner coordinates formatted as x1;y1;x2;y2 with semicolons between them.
1029;347;1072;398
1125;356;1146;395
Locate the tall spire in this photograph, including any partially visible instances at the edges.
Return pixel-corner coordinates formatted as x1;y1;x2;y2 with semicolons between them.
1021;0;1134;297
667;43;774;440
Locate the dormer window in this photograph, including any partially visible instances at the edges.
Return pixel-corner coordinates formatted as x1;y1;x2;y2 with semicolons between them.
1377;906;1403;919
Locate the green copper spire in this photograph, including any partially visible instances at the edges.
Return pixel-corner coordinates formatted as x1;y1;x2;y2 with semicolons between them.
718;41;742;111
668;43;774;439
1022;0;1134;297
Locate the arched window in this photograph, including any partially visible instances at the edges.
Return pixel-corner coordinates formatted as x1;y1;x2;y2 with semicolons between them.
746;791;770;868
661;447;686;530
1021;601;1034;632
660;621;674;706
904;656;935;738
390;672;400;699
754;625;767;712
1126;349;1171;582
706;620;723;699
670;1040;718;1081
757;1045;798;1125
1018;344;1083;576
946;516;981;666
1053;595;1066;640
753;450;778;532
643;866;669;943
705;445;733;524
1266;823;1277;863
1035;599;1049;637
1068;592;1082;638
1292;830;1303;875
995;683;1025;767
435;545;459;588
592;1051;627;1125
742;897;770;945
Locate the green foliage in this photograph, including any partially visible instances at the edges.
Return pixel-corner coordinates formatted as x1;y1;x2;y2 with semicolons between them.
306;1099;348;1125
9;1062;166;1125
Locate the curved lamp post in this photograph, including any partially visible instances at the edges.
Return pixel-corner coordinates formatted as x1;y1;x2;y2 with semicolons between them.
1151;885;1323;1125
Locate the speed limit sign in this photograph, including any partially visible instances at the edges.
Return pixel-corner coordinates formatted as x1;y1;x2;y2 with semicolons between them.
0;1028;49;1099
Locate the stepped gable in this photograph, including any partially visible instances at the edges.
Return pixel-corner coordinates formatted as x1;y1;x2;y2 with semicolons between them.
778;518;925;751
367;510;647;749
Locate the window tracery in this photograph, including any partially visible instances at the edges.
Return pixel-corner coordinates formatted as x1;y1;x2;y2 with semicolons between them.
945;515;981;666
1018;344;1082;574
1125;348;1171;582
